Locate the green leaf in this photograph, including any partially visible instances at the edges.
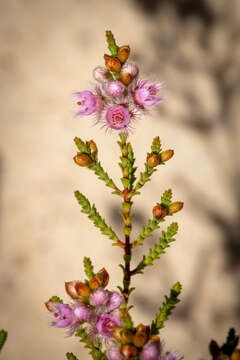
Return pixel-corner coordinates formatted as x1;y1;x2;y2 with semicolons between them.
151;136;162;154
105;30;118;56
74;191;119;245
0;330;7;352
83;257;95;280
151;281;182;333
66;353;79;360
49;296;63;303
161;189;172;207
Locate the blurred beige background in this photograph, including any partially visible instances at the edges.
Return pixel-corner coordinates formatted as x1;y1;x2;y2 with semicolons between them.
0;0;239;359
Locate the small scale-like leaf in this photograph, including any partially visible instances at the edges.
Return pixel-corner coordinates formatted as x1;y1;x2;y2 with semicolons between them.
0;330;7;352
161;189;173;207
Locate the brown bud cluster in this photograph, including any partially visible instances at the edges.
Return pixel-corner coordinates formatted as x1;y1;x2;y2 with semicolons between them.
119;72;133;86
112;327;133;344
73;153;93;167
133;324;149;347
153;205;167;219
168;201;184;215
104;54;121;73
146;153;160;167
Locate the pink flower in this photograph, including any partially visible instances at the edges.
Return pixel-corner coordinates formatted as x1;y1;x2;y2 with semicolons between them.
90;288;109;306
93;66;110;83
74;90;97;115
105;105;131;130
73;305;92;322
134;80;163;107
107;292;124;312
50;303;75;328
104;80;125;97
96;313;121;339
107;346;123;360
140;338;162;360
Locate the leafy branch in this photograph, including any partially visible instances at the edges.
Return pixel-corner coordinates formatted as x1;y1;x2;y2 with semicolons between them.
151;282;182;334
133;216;165;248
118;133;137;192
132;222;178;275
74;191;123;247
83;257;95;280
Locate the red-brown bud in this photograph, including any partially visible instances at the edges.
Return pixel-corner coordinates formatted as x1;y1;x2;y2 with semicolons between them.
73;153;93;167
65;281;90;299
153;205;167;219
232;350;240;360
89;277;101;290
168;202;184;215
146;153;160;167
87;140;98;160
120;344;138;358
119;72;133;86
104;54;122;73
45;301;55;312
113;327;133;344
133;332;148;348
117;45;130;63
96;267;109;288
160;149;174;162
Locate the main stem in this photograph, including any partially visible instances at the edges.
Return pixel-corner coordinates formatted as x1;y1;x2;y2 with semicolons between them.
121;137;133;304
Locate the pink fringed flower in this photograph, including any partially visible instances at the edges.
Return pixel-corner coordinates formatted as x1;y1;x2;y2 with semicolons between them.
140;338;162;360
105;105;131;131
50;303;75;328
107;292;124;312
96;313;121;339
107;346;123;360
74;90;97;116
104;80;125;97
90;288;109;306
134;80;163;107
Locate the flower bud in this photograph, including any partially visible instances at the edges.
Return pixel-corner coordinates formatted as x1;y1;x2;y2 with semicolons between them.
120;62;139;79
104;55;122;73
133;333;148;348
232;350;240;360
65;281;90;299
146;153;160;167
90;288;109;306
120;344;138;358
168;202;184;215
93;66;111;83
153;205;167;219
96;267;110;287
160;150;174;162
108;346;124;360
87;140;98;159
73;153;93;167
89;277;101;290
117;45;130;63
119;72;133;86
113;327;133;344
140;337;161;360
104;80;125;97
45;301;55;312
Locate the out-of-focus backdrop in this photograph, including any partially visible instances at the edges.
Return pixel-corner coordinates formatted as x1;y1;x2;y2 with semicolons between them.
0;0;239;359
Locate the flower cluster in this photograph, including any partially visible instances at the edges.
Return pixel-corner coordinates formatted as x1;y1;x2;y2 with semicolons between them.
45;267;124;341
74;32;163;134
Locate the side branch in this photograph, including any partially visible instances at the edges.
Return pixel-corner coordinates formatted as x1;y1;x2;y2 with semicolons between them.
74;191;123;247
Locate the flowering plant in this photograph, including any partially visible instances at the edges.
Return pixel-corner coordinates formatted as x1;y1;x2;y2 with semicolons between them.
42;31;239;360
